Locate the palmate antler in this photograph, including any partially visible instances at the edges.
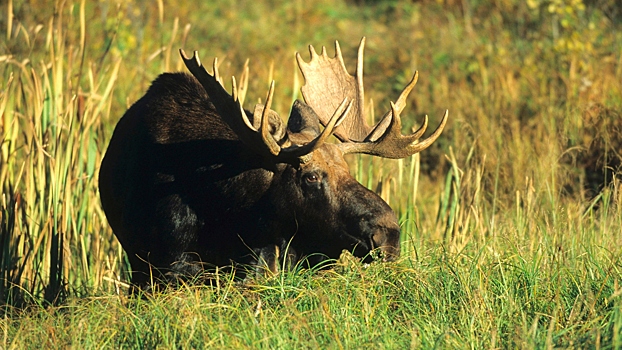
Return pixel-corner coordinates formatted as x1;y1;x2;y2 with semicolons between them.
180;49;352;162
296;37;448;159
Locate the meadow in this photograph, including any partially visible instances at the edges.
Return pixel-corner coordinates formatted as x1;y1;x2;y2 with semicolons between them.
1;0;621;348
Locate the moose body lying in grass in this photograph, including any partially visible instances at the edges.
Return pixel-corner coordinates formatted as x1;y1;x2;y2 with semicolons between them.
98;38;447;289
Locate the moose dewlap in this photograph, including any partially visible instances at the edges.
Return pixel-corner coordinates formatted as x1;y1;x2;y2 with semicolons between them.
98;38;448;288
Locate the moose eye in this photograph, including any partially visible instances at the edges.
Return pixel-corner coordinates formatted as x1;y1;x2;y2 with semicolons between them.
303;173;320;183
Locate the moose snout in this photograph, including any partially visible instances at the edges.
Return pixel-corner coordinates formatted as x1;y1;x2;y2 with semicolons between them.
367;212;401;262
371;226;401;262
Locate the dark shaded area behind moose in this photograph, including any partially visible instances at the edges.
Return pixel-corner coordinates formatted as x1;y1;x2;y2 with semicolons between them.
98;38;448;289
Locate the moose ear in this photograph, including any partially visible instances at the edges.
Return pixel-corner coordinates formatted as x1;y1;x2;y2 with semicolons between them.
286;100;321;138
251;104;287;143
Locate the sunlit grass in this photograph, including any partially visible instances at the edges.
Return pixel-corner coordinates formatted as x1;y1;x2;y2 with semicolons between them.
1;0;621;348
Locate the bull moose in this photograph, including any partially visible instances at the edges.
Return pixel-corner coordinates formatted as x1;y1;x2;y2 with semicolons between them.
99;38;448;288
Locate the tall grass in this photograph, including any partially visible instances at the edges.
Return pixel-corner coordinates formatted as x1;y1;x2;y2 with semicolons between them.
1;0;127;305
1;0;621;347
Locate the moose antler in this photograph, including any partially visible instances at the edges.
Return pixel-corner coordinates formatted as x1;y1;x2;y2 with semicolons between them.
180;49;352;161
296;37;448;159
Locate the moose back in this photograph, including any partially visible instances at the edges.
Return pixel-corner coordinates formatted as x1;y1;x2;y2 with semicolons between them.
99;38;447;287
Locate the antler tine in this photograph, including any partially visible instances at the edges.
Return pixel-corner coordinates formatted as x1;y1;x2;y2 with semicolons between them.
411;109;448;152
259;81;281;156
394;71;419;115
333;41;347;72
309;44;319;59
355;37;366;122
212;57;223;87
230;75;257;132
231;75;238;101
410;114;429;141
238;59;250;106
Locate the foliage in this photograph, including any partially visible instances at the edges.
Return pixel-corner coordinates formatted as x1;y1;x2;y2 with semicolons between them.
1;0;621;348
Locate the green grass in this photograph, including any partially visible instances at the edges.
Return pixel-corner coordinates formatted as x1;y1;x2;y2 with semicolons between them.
1;0;622;348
